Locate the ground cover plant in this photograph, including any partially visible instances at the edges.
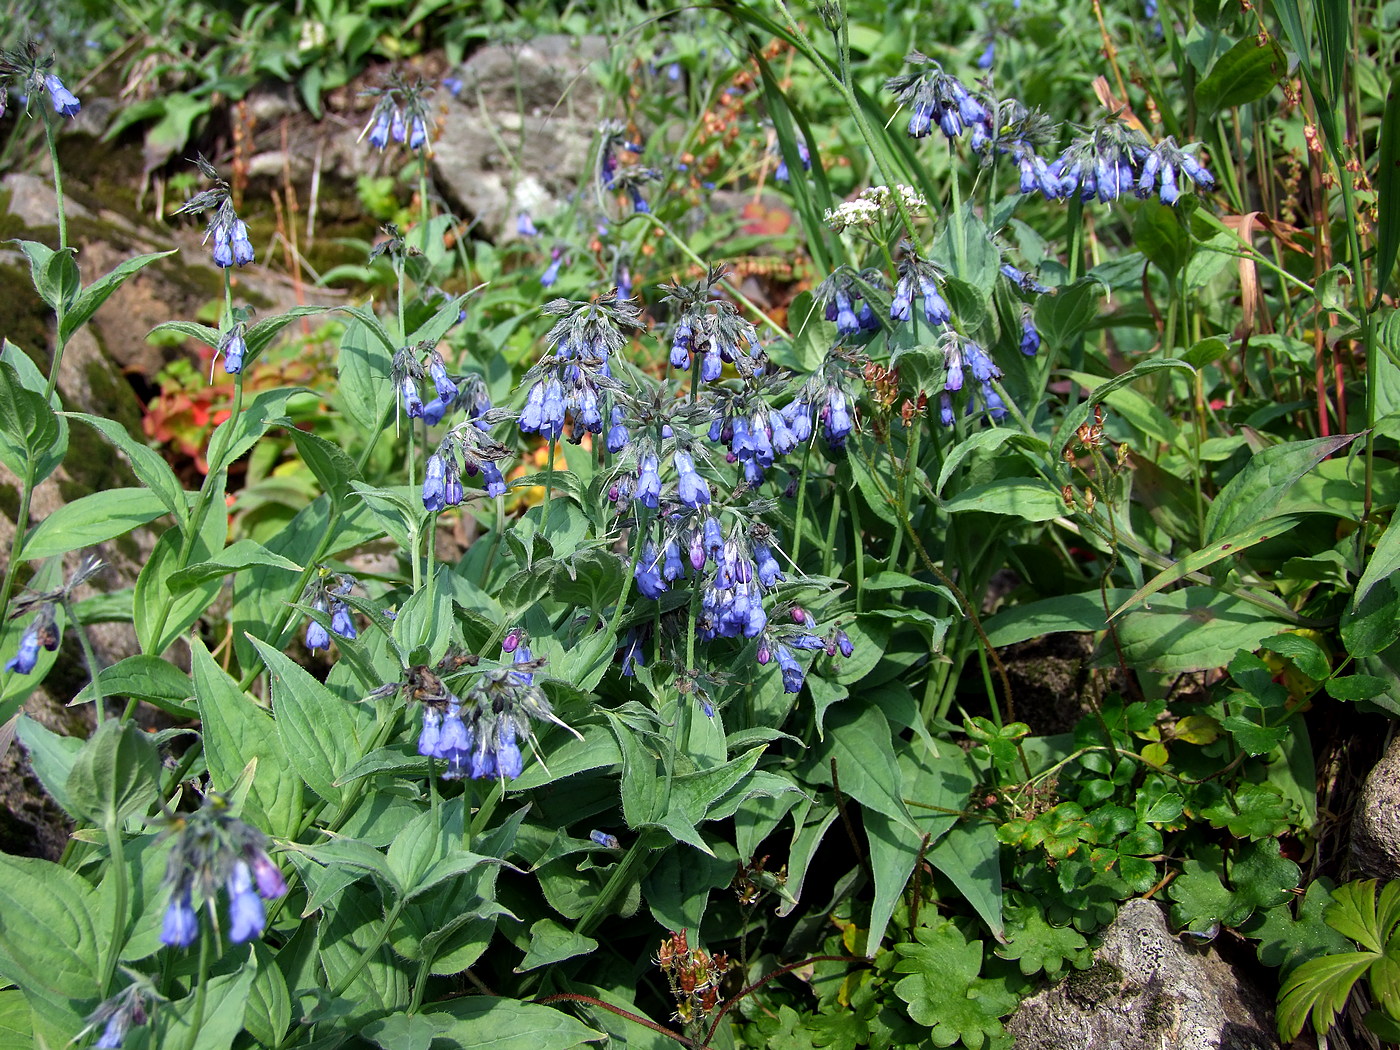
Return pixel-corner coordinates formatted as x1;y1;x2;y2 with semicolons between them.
0;0;1399;1046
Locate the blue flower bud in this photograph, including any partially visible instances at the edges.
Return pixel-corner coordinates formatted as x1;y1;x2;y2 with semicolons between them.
161;890;199;947
834;292;859;336
636;454;662;508
230;219;254;266
5;625;42;674
939;392;956;427
219;325;246;374
306;597;331;651
227;861;266;943
428;359;458;402
400;376;425;418
367;108;392;149
1020;314;1041;356
674;450;711;508
44;74;80;117
330;600;356;640
483;460;507;497
753;543;784;589
211;226;234;268
701;348;722;382
635;542;668;598
776;644;804;693
606;406;630;453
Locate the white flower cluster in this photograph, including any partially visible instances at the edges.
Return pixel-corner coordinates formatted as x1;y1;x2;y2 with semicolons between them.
823;184;929;231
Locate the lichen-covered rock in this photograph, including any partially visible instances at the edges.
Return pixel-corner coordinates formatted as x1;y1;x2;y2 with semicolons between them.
431;35;609;240
1351;735;1400;881
1006;899;1279;1050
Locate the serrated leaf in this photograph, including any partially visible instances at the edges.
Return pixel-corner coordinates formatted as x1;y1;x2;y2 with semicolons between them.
1278;951;1376;1041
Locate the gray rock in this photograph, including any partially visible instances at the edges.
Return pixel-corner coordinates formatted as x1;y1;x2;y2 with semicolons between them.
1007;899;1279;1050
1351;734;1400;880
431;35;609;240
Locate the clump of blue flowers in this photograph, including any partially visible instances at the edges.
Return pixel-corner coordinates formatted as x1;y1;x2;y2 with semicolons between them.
1037;121;1215;204
4;555;104;675
159;795;287;948
173;154;255;269
884;52;990;142
303;572;358;653
0;41;81;119
392;643;580;782
517;293;642;445
661;268;767;383
360;77;435;153
84;978;159;1050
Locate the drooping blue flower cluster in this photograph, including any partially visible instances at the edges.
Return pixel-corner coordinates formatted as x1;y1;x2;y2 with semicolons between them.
598;120;645;190
884;52;991;142
304;573;358;653
1030;125;1215;204
661;269;767;383
423;414;512;511
172;155;255;268
360;79;434;152
5;603;59;674
217;321;247;375
0;43;81;119
541;244;567;287
410;641;580;781
626;514;854;696
817;269;885;339
85;980;156;1050
517;293;641;445
159;797;286;949
612;165;662;214
4;555;104;676
891;252;952;327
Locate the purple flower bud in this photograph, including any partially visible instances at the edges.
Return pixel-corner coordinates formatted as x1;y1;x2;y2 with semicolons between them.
250;851;287;899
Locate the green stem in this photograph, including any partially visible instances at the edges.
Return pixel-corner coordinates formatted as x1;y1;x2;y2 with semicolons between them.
0;460;37;627
182;924;214;1050
98;817;128;997
820;479;842;578
789;442;814;568
540;438;557;537
328;899;405;1001
42;111;67;251
66;597;106;724
631;213;783;335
